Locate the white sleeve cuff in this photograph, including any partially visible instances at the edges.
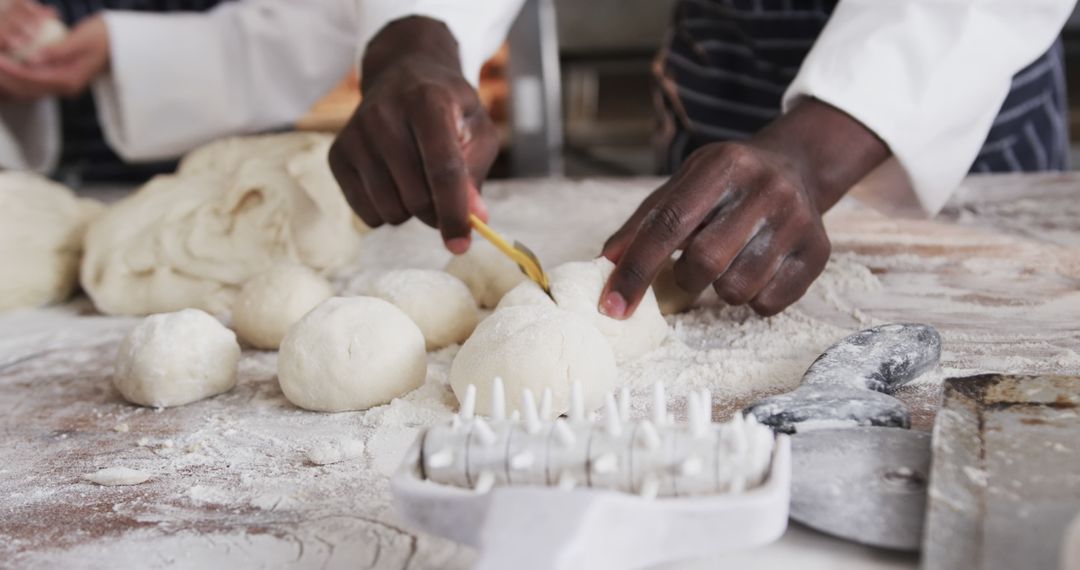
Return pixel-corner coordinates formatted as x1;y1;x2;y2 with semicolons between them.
0;98;60;173
782;0;1074;216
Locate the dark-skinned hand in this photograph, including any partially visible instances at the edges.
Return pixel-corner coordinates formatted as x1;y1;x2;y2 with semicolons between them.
329;16;499;254
600;99;890;319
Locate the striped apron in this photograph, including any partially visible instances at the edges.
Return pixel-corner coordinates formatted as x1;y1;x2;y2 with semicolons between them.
41;0;227;184
654;0;1070;176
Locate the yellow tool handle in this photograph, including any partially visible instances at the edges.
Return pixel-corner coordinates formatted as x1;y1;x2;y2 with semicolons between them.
468;214;551;292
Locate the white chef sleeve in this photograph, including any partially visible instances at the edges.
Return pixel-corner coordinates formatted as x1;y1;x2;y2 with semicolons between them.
0;99;60;172
783;0;1075;216
355;0;526;86
93;0;359;163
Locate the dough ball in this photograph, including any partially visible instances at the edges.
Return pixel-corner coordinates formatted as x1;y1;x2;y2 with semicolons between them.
232;263;334;349
81;133;364;316
653;256;699;315
0;172;103;311
277;297;427;412
498;257;668;362
113;309;240;408
351;269;479;350
449;305;617;417
8;18;67;62
444;240;527;308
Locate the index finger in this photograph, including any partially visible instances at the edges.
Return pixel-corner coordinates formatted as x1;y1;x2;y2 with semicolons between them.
600;175;718;319
410;96;475;254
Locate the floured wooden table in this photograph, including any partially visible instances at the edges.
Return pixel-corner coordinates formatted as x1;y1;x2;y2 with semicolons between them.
2;174;1079;569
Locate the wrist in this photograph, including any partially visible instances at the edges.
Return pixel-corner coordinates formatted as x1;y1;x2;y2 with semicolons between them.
750;98;889;212
361;16;463;91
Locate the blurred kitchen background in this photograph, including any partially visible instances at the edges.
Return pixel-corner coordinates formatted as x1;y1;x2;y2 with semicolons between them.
299;0;1080;179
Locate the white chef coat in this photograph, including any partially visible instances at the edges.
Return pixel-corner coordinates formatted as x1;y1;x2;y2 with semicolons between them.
367;0;1075;216
0;0;362;171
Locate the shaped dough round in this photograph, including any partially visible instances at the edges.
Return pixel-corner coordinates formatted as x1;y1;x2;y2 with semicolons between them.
449;305;617;417
0;172;103;311
351;269;479;350
114;309;240;408
444;240;527;308
232;263;334;349
498;257;668;361
652;256;699;315
7;18;67;62
277;297;427;412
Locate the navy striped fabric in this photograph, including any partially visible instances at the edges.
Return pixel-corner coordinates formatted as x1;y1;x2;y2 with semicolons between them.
40;0;228;184
655;0;1070;176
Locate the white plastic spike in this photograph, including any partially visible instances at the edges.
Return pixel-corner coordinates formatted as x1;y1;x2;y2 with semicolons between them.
688;392;709;439
510;451;535;471
522;389;542;435
427;448;454;469
639;474;660;500
474;470;495;494
509;410;521;422
619;387;631;422
460;384;477;420
698;388;712;423
539;388;553;421
637;420;661;451
491;378;506;421
450;415;462;430
553;418;576;448
557;471;576;491
604;394;623;437
473;416;497;447
679;455;704;477
593;452;619;475
652;382;667;425
570;381;585;422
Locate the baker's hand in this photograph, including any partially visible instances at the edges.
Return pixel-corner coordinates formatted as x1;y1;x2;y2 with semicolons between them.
0;0;56;56
0;15;108;101
329;16;499;254
600;99;889;318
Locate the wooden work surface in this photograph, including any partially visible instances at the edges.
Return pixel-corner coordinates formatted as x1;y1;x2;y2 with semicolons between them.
1;174;1079;569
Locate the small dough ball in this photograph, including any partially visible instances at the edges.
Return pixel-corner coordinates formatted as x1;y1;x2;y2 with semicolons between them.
652;256;699;315
498;258;668;362
278;297;427;412
449;305;617;417
233;263;334;349
9;18;67;62
444;240;527;308
114;309;240;408
0;171;103;311
353;269;479;350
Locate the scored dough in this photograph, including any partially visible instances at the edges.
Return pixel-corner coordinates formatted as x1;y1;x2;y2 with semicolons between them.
113;309;240;408
0;172;103;311
449;305;618;417
350;269;479;350
498;257;668;362
277;297;427;412
81;133;364;316
233;263;334;350
444;240;527;308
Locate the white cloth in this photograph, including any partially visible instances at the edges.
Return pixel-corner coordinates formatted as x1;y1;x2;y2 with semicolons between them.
0;0;361;169
782;0;1076;215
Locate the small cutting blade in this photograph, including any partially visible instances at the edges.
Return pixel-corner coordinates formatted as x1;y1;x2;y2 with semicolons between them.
468;214;553;299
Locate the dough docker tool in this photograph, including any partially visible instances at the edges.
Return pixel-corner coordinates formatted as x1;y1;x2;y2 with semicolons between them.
391;381;791;570
468;213;553;299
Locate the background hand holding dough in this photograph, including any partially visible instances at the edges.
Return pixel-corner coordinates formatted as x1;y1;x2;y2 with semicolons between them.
113;309;240;408
349;269;478;350
277;297;427;412
5;17;67;62
232;263;334;350
81;133;364;316
0;172;103;311
449;305;617;417
498;257;668;361
444;240;527;308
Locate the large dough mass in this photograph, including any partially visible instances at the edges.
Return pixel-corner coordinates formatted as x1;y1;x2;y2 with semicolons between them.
81;133;364;316
0;172;103;311
277;297;427;412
